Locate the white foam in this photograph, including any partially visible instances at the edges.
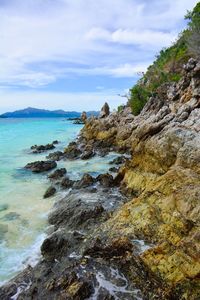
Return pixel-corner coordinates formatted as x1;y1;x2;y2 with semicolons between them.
10;280;32;300
132;239;152;254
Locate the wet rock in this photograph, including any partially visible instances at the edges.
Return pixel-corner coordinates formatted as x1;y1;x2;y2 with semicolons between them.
41;230;69;260
74;173;96;189
109;156;127;165
64;142;82;159
48;198;104;229
96;173;114;187
43;186;56;198
100;102;110;118
25;160;57;173
80;149;95;160
46;151;64;161
61;176;75;189
109;167;119;173
53;140;59;145
31;143;55;153
84;237;133;259
2;212;20;221
48;168;67;180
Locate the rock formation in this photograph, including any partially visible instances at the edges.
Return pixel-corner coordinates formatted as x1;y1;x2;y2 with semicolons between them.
100;102;110;118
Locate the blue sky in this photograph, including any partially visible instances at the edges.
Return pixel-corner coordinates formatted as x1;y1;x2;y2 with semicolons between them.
0;0;198;113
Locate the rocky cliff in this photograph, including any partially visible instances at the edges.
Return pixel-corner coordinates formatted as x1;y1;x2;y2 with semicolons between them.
76;58;200;299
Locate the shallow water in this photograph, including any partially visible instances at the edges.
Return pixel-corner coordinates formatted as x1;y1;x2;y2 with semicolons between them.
0;118;119;284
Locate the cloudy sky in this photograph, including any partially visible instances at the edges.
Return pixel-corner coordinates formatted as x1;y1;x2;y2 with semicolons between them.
0;0;198;113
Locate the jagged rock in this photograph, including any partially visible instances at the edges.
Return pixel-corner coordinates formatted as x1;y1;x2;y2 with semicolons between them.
100;102;110;118
48;168;67;180
109;167;119;173
46;151;64;161
81;111;87;123
48;198;104;229
64;142;82;159
25;160;57;173
43;186;56;198
41;230;69;260
183;58;197;72
74;173;95;189
60;176;75;189
31;143;55;153
109;156;127;165
96;173;114;187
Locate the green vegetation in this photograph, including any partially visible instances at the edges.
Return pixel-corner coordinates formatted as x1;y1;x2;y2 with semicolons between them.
117;105;124;113
128;2;200;116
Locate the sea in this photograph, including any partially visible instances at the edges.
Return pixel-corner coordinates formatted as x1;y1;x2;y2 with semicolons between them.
0;118;118;285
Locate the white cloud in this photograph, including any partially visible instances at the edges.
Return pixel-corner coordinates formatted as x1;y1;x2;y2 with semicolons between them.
86;28;177;49
0;0;199;110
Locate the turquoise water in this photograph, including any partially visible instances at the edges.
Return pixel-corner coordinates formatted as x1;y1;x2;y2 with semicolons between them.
0;118;118;284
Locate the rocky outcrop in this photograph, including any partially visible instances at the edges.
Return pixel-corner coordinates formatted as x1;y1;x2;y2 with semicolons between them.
100;102;110;118
75;58;200;299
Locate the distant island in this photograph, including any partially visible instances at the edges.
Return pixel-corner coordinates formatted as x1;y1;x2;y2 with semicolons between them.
0;107;99;118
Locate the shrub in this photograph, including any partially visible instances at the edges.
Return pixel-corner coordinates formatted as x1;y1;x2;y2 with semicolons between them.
129;85;150;116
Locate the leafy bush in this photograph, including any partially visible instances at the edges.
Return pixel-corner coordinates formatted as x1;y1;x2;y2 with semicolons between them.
129;85;150;115
117;105;124;112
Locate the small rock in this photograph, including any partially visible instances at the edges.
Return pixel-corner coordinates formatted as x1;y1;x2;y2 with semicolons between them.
96;173;114;187
31;143;55;153
64;142;82;159
109;156;126;165
48;168;67;180
109;167;118;173
183;58;197;72
81;111;87;123
100;102;110;118
80;150;94;160
61;177;75;189
43;186;56;198
46;151;64;161
41;230;68;260
25;160;57;173
74;174;95;189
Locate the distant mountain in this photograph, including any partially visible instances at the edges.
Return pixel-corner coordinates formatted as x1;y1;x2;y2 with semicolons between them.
0;107;99;118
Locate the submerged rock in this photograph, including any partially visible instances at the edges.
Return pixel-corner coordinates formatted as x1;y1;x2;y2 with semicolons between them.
43;186;56;198
31;143;55;153
2;212;20;221
25;160;57;173
0;204;9;212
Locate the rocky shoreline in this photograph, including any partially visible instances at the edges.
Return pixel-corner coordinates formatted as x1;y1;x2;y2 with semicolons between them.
0;58;200;299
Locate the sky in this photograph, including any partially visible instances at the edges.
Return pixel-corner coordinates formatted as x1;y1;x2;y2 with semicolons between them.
0;0;199;113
